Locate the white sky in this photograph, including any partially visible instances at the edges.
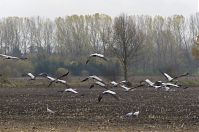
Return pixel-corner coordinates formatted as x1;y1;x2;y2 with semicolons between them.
0;0;197;18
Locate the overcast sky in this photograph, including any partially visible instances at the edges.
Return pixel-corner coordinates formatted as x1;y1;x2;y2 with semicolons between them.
0;0;197;18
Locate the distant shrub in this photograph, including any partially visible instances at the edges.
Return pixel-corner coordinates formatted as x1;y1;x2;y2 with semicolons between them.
16;60;34;75
0;60;33;77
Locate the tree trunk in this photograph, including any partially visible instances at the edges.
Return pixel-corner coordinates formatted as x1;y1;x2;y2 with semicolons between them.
123;59;128;81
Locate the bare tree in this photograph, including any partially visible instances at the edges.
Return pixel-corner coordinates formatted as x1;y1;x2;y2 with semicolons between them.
111;14;144;80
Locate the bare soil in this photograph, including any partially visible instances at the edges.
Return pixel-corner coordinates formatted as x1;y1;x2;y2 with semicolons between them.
0;85;199;131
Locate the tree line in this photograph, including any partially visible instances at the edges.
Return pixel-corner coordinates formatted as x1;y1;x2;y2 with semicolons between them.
0;13;199;79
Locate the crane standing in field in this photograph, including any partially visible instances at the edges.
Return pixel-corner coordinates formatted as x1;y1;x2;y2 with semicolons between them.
125;111;140;117
47;104;55;114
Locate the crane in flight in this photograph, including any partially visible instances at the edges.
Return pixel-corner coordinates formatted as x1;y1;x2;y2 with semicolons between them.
98;90;119;102
0;54;27;60
159;70;189;82
22;72;37;80
86;53;108;64
39;72;69;87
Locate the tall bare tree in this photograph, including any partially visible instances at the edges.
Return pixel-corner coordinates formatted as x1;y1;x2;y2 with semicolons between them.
111;14;144;80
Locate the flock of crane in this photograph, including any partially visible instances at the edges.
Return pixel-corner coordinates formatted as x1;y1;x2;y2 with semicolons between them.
0;53;189;117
